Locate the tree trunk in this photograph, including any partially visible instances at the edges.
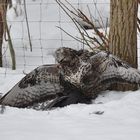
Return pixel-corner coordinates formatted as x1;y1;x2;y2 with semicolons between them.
109;0;138;91
0;0;16;70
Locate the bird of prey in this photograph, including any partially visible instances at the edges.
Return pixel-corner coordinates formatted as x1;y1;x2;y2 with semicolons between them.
55;47;140;98
0;64;91;110
1;46;140;110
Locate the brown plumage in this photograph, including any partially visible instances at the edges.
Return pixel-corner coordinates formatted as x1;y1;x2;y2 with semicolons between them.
0;64;91;110
55;47;140;97
0;65;62;108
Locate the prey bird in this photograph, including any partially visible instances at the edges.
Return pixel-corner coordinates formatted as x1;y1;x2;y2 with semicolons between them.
55;47;140;98
0;64;91;110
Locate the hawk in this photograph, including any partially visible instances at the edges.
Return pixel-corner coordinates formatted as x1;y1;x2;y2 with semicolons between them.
0;64;91;110
55;47;140;98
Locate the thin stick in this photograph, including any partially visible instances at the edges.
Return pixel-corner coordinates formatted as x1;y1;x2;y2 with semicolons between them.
23;0;32;52
94;2;105;29
56;26;88;45
56;0;90;47
56;0;109;49
5;19;16;70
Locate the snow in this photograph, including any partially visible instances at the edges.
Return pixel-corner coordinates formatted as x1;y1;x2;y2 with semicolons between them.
0;0;140;140
0;69;140;140
0;87;140;140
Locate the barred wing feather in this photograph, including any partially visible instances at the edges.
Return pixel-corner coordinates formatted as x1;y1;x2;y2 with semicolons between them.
0;65;62;108
95;52;140;85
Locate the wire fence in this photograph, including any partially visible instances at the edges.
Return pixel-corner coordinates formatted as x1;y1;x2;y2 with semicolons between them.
0;0;140;77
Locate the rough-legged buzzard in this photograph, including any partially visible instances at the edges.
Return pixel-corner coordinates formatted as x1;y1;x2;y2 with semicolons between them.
0;64;91;110
55;47;140;97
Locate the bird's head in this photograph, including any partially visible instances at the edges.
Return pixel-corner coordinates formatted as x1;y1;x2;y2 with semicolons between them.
55;47;79;66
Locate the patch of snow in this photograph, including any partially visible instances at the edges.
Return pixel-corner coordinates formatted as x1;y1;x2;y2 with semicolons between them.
0;89;140;140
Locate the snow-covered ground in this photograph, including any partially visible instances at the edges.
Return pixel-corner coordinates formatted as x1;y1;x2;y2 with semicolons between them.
1;76;140;140
0;0;140;140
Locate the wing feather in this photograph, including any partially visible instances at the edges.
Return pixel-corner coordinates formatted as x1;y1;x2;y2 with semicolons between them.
0;65;62;108
93;52;140;85
80;50;140;95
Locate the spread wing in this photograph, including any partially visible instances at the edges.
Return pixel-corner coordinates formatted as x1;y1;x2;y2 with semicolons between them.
72;50;140;97
0;65;63;108
91;51;140;86
55;47;140;98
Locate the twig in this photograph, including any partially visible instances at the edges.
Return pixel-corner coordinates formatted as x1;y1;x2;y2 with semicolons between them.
2;1;16;70
56;0;109;49
78;10;108;44
56;26;89;45
73;18;100;49
23;0;32;52
94;2;105;30
56;0;94;48
5;21;16;70
56;0;90;48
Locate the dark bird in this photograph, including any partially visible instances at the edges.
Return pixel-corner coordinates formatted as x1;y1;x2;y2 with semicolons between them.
0;64;92;110
0;65;61;108
55;47;140;98
2;46;140;110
